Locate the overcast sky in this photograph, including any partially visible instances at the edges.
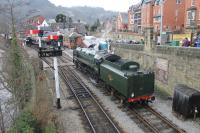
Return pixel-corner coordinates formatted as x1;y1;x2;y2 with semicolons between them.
48;0;141;12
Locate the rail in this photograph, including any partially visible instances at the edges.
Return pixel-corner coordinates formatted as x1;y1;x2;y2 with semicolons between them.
40;56;121;133
129;105;185;133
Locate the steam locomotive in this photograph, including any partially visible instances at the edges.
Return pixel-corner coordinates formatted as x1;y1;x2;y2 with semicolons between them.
73;48;155;103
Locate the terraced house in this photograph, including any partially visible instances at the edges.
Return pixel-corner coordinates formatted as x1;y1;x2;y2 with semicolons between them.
141;0;154;32
153;0;185;33
140;0;185;33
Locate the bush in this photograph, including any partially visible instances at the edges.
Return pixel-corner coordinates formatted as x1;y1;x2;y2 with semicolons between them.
8;111;39;133
44;122;56;133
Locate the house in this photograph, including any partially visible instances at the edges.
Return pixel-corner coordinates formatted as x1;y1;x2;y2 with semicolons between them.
116;13;128;32
153;0;185;33
25;15;49;28
47;19;56;25
185;0;200;30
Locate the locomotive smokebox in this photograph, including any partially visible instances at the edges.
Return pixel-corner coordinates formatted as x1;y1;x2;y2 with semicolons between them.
172;84;200;118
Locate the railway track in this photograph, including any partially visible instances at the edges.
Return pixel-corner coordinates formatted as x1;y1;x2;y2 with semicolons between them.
40;56;121;133
59;65;121;133
39;49;186;133
60;51;186;133
127;105;185;133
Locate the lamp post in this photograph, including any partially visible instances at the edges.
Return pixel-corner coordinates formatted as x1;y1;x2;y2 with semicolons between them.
191;24;197;45
160;0;164;45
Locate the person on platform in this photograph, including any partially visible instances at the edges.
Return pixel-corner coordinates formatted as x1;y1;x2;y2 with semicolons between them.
194;36;200;47
182;38;190;47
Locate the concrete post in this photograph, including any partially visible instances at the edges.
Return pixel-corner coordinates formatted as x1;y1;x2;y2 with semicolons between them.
38;26;42;48
58;41;61;50
144;27;154;51
54;57;61;109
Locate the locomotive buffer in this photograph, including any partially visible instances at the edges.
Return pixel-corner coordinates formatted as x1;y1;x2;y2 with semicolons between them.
38;28;62;109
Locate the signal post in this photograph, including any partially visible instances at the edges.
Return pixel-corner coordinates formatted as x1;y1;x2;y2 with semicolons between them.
37;30;63;109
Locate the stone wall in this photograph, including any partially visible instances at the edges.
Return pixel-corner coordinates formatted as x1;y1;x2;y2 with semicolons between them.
111;44;200;95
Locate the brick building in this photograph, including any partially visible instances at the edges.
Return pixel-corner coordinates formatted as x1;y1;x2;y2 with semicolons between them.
132;0;186;34
153;0;185;33
141;0;154;32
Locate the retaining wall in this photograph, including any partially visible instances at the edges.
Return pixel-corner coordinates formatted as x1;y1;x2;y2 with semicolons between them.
111;44;200;95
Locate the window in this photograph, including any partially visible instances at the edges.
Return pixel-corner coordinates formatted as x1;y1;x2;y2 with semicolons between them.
187;11;195;25
154;17;161;22
176;0;181;4
191;0;195;6
155;0;159;5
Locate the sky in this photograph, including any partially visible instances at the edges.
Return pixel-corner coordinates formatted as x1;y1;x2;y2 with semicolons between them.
48;0;141;12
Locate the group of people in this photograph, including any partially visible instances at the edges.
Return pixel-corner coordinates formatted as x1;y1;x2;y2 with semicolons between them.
182;37;200;47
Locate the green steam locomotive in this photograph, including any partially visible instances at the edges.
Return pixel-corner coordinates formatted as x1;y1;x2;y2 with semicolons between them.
73;48;155;103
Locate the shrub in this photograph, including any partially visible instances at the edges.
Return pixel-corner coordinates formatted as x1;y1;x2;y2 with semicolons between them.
8;111;39;133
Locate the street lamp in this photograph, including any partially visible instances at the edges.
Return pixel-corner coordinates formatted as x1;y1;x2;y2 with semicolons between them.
160;0;163;45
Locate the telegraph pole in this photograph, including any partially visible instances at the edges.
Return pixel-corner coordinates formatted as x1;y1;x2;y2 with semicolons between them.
160;0;163;45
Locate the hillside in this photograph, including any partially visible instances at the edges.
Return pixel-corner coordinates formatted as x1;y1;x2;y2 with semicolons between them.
0;0;117;24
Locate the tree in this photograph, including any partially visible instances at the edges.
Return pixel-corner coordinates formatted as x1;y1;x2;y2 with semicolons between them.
55;14;67;29
90;19;102;32
90;25;97;32
55;14;67;23
85;24;90;31
96;19;101;27
68;17;73;28
0;0;36;127
0;102;5;133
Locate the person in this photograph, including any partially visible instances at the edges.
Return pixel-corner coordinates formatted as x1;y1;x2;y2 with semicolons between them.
140;39;144;45
182;38;190;47
196;37;200;47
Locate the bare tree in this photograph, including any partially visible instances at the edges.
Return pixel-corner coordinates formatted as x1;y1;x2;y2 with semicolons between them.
0;102;5;133
0;0;31;36
0;0;36;129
